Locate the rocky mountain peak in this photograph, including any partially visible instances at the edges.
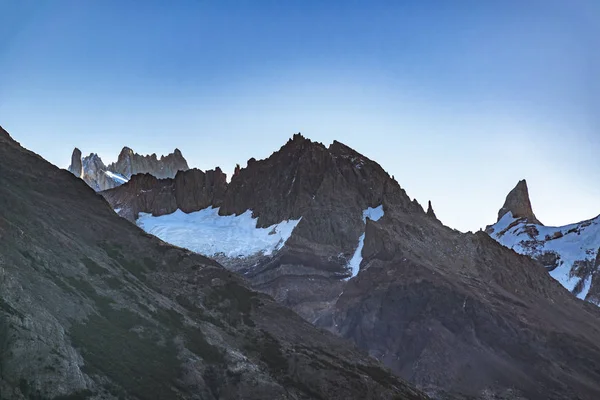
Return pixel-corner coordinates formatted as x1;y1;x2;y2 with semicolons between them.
497;179;542;225
426;200;437;219
68;146;190;191
68;148;83;178
117;146;134;161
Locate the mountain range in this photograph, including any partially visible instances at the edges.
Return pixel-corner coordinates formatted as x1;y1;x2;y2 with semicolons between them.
0;127;426;400
95;133;600;399
67;146;189;191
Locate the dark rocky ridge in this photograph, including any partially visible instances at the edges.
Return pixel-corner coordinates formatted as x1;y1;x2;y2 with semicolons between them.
103;168;228;222
101;133;600;398
497;179;542;225
0;126;426;399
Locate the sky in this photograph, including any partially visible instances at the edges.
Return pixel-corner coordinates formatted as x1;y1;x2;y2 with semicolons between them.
1;0;599;232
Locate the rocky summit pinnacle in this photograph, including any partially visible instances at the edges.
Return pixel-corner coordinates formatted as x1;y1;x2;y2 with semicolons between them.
426;200;437;220
68;148;83;178
497;179;542;225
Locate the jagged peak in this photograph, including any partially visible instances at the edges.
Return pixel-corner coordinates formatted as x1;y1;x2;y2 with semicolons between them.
427;200;438;220
497;179;543;225
83;152;103;162
119;146;134;155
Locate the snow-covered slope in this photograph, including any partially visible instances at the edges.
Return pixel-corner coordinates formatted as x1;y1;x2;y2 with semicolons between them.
137;206;301;258
486;180;600;304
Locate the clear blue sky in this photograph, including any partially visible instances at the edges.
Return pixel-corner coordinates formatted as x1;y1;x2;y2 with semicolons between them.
1;0;599;232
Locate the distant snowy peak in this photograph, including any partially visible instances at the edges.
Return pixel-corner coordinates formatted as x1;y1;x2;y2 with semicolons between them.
67;146;189;191
487;181;600;305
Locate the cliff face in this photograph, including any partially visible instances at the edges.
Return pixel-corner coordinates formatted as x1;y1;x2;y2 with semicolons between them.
496;180;542;225
108;146;189;179
100;133;600;399
102;168;228;221
0;125;427;400
67;146;189;191
67;147;83;178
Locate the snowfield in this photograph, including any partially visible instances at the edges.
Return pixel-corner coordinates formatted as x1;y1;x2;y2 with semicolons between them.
489;212;600;300
137;207;301;258
104;170;129;184
347;205;385;278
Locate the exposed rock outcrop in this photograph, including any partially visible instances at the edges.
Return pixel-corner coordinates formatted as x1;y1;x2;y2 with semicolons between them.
108;146;189;179
426;200;437;220
497;179;542;225
67;147;82;178
81;153;119;191
102;168;228;221
0;125;427;400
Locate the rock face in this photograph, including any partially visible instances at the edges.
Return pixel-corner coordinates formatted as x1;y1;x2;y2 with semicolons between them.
331;213;600;399
68;146;189;191
80;153;120;191
497;180;542;225
101;133;600;399
67;147;82;178
103;168;228;221
108;146;189;179
487;181;600;306
0;125;426;400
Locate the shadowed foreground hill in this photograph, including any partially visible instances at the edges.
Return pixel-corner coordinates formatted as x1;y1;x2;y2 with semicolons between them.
0;126;427;399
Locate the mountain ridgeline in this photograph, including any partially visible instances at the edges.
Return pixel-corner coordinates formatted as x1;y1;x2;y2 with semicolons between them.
68;145;189;191
0;126;427;399
101;133;600;399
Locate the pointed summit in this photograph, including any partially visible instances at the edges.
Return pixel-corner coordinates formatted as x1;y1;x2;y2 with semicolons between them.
68;148;83;178
426;200;437;220
497;179;542;225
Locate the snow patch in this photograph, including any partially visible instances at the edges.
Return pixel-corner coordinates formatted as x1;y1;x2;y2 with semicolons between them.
136;207;301;258
105;170;129;184
347;233;366;278
346;205;384;279
489;211;600;303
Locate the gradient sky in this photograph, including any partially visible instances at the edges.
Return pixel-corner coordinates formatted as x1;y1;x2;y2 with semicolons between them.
1;0;599;232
